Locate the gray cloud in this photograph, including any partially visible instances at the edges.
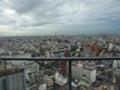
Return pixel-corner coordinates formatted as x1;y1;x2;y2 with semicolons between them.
0;0;120;36
7;0;43;14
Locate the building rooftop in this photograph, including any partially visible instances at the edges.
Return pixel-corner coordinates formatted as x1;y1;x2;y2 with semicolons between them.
82;66;96;71
0;68;24;77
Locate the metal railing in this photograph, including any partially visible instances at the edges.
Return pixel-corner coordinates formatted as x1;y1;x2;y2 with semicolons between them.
0;57;120;61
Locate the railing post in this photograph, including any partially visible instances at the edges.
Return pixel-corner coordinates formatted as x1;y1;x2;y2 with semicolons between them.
69;60;72;90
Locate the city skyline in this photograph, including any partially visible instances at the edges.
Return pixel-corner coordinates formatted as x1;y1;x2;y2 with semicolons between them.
0;0;120;36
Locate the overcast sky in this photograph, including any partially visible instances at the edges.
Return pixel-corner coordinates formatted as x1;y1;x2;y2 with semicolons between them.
0;0;120;36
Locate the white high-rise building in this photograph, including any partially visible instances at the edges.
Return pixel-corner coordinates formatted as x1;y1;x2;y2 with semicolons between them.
72;62;96;83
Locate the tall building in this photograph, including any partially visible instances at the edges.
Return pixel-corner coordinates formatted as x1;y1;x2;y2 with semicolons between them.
59;61;68;76
0;68;26;90
72;62;96;83
116;69;120;90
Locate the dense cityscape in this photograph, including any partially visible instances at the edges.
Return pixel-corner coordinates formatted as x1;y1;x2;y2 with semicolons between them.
0;60;120;90
0;35;120;58
72;60;120;90
0;61;69;90
0;35;120;90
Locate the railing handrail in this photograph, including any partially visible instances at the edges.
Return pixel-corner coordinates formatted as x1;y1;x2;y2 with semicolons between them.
0;57;120;61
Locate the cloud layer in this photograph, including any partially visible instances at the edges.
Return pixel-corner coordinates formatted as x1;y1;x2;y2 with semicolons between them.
0;0;120;36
